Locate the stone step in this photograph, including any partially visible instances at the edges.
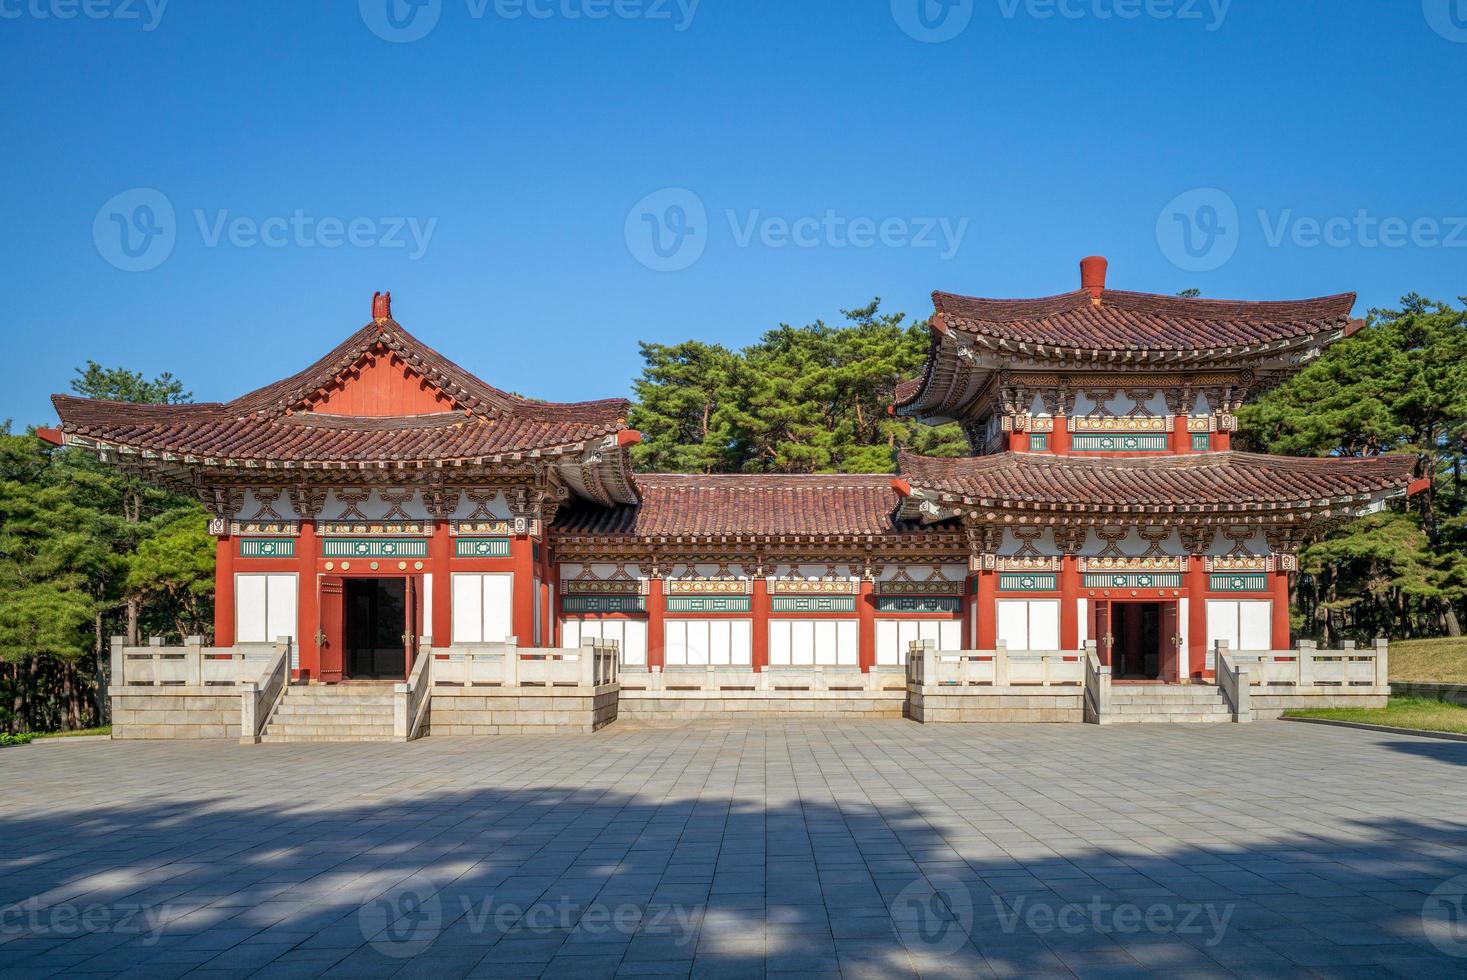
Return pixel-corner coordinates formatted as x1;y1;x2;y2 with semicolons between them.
1105;714;1234;724
279;692;396;705
273;703;397;717
1111;702;1230;715
260;733;394;743
263;723;395;737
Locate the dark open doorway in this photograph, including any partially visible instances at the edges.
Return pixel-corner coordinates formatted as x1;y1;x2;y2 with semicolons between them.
1096;600;1180;681
344;578;407;680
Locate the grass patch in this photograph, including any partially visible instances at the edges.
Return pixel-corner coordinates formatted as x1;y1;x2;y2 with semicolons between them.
0;733;35;747
32;726;111;739
1388;637;1467;683
1285;695;1467;734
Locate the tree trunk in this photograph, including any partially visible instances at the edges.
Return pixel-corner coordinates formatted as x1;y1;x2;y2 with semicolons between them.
126;598;140;646
1446;604;1463;639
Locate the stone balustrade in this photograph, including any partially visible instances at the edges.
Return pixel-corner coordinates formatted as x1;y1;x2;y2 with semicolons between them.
907;641;1086;723
1219;639;1390;717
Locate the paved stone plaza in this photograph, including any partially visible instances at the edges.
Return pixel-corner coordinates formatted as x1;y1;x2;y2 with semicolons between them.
3;722;1467;979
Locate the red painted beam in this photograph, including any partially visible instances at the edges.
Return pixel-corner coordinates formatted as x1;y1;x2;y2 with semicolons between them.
617;429;642;447
35;427;63;446
1408;477;1432;497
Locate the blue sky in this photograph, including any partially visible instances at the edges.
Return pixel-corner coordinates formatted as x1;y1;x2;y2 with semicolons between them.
3;0;1465;423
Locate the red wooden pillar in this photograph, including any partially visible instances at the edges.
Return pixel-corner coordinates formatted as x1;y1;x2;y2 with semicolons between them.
751;578;770;671
1169;417;1192;454
1271;567;1292;651
976;568;998;648
214;533;236;647
1050;416;1071;455
511;535;536;645
646;577;665;670
1185;559;1208;679
1058;556;1080;651
297;519;319;678
1008;429;1026;452
857;579;876;673
1216;429;1232;451
544;544;559;648
431;520;452;647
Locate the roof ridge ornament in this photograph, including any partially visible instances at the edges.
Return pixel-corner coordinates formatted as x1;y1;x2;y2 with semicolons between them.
372;290;392;321
1080;255;1107;307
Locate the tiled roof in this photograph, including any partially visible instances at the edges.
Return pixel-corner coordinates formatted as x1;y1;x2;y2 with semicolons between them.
897;451;1416;513
51;318;629;464
554;474;937;539
931;289;1358;352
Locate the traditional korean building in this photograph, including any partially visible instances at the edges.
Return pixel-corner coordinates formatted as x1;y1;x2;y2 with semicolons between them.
43;260;1422;732
891;256;1422;679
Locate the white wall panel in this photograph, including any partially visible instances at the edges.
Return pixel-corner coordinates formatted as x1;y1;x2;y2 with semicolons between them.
265;575;298;643
1240;600;1273;651
452;573;513;644
236;575;268;643
996;600;1030;650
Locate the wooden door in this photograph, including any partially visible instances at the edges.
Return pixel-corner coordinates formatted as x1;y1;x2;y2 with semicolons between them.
1160;601;1180;681
403;576;419;680
1093;600;1112;667
318;576;345;683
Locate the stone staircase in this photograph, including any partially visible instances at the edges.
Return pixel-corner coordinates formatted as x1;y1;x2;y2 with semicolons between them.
260;685;397;743
1105;684;1234;724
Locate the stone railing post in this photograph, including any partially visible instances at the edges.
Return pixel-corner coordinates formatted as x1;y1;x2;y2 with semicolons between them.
1374;637;1390;689
580;639;597;687
110;636;126;688
1297;638;1316;688
503;639;519;687
183;635;203;686
921;640;936;689
813;666;827;692
393;681;409;740
993;641;1009;688
1234;661;1252;722
240;681;259;739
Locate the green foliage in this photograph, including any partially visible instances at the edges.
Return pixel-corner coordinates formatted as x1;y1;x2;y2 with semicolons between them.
1241;295;1467;641
630;300;966;473
0;732;33;746
72;362;191;405
0;364;212;732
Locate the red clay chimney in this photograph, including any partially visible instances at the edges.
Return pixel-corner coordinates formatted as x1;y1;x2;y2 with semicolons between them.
1080;256;1108;304
372;290;392;320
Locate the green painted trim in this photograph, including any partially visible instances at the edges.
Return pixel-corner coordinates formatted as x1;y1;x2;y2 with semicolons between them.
771;596;857;612
454;537;512;558
998;573;1057;592
238;539;295;558
1210;573;1269;592
1028;433;1049;452
563;596;647;613
1191;432;1212;451
874;596;961;614
1071;433;1169;452
320;539;430;558
1082;573;1183;589
667;597;752;613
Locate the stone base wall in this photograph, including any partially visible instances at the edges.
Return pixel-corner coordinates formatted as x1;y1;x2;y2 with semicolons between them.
1392;682;1467;706
111;686;241;739
426;684;618;735
1250;686;1391;718
619;689;905;722
908;685;1084;724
